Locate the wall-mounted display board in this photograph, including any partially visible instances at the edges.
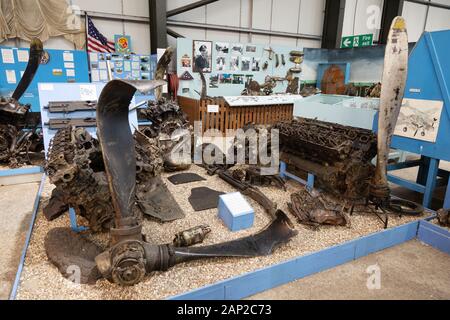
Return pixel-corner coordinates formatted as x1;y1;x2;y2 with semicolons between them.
0;47;89;112
88;52;157;104
88;52;156;82
38;82;138;155
176;38;303;98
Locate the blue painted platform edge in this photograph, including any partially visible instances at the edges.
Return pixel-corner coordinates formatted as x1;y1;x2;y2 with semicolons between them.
9;174;45;300
0;166;43;177
168;220;419;300
418;220;450;255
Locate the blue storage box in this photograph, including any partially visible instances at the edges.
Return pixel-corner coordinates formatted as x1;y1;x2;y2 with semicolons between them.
218;192;254;231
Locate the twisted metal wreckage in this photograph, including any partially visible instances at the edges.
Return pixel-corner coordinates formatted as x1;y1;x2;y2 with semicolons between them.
44;79;298;286
44;49;297;286
43;17;423;287
0;39;44;168
197;17;423;229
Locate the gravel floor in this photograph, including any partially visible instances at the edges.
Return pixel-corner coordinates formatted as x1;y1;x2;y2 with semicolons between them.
16;165;430;300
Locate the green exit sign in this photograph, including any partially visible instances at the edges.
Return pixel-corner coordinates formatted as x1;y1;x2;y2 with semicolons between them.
341;34;373;48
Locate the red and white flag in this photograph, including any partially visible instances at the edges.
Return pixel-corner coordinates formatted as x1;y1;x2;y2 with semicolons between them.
86;16;115;53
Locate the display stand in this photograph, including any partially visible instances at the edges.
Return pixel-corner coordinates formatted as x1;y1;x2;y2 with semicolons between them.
384;31;450;209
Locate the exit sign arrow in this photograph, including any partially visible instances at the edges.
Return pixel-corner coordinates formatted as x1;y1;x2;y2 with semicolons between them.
341;34;373;49
343;38;352;48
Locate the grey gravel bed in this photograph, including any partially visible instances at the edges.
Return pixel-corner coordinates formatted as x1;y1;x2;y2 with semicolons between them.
16;165;428;300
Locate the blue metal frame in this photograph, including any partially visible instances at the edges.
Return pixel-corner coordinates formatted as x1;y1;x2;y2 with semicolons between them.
9;172;448;300
417;219;450;255
168;220;420;300
69;207;88;233
0;166;43;178
377;30;450;210
279;161;314;189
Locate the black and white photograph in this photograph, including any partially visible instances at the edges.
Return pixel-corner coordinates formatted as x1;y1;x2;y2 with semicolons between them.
241;57;251;71
192;40;212;73
252;57;261;71
230;55;240;71
215;42;229;54
231;43;244;55
246;45;257;53
216;56;226;71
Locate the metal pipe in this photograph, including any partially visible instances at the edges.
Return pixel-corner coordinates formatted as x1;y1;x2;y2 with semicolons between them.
167;27;184;38
166;20;322;41
167;0;219;17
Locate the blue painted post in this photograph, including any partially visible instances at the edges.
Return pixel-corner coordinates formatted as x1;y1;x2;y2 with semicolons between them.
307;173;315;190
417;156;429;185
69;207;88;232
279;161;287;179
444;180;450;209
423;158;440;208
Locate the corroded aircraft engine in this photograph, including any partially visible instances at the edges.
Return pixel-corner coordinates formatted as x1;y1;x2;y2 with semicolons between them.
0;38;44;167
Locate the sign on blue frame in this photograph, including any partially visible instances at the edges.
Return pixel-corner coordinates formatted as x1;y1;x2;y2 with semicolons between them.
0;47;89;112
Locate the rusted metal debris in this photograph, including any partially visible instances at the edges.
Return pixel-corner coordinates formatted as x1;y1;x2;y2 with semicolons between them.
44;125;183;230
288;187;350;229
173;225;211;247
44;79;297;287
139;98;192;172
0;39;44;168
437;209;450;227
274;118;377;200
45;126;120;232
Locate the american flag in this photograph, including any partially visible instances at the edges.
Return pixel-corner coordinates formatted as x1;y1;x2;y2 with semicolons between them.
86;16;115;53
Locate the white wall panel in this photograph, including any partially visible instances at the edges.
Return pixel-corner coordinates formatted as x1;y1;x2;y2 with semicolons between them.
252;0;273;30
402;2;428;42
298;0;325;36
297;39;321;48
240;0;251;28
122;0;149;17
124;22;151;54
39;36;76;50
342;0;383;35
170;26;207;41
72;0;123;15
271;0;300;33
206;30;241;43
425;7;450;32
342;0;357;37
430;0;450;5
269;36;298;47
168;0;207;23
251;34;271;46
206;1;242;27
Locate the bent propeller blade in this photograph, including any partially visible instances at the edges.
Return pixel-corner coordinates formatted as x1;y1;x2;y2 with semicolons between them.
12;38;44;101
96;79;165;225
172;210;298;263
371;16;408;201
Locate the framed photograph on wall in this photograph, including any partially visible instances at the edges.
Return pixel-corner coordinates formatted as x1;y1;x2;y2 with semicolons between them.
193;40;212;73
